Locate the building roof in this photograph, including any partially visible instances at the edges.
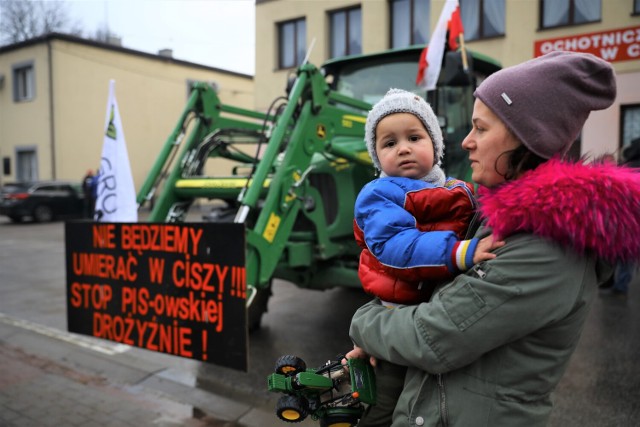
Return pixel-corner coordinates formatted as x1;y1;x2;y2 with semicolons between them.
0;32;253;79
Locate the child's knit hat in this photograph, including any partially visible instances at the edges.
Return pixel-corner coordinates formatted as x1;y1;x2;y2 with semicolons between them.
365;88;444;172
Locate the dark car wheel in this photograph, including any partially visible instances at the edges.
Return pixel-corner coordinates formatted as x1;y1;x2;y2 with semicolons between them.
33;205;54;222
8;215;23;223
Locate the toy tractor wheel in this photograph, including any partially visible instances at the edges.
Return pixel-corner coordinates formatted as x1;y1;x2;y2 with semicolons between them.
319;414;360;427
276;395;309;423
319;407;362;427
275;355;307;376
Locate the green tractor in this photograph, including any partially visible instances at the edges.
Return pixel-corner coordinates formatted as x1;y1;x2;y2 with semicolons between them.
267;355;376;426
137;47;501;330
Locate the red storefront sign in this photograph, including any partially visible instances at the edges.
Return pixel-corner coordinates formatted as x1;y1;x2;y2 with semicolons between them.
534;25;640;62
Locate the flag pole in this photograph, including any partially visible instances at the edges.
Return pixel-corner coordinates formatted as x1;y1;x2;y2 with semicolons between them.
459;32;469;72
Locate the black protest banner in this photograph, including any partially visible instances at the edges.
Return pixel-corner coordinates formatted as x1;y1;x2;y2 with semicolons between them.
65;221;247;371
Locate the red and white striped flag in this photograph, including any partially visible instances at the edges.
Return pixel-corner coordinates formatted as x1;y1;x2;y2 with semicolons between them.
416;0;464;90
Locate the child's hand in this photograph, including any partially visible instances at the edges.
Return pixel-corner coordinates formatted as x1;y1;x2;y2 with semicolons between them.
343;345;377;367
473;234;505;264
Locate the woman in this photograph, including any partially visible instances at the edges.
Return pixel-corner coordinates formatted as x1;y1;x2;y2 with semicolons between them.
348;51;640;426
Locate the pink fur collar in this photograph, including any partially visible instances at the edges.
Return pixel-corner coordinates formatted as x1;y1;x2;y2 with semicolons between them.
478;159;640;263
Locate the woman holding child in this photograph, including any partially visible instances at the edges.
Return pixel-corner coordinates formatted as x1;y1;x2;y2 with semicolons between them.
348;51;640;426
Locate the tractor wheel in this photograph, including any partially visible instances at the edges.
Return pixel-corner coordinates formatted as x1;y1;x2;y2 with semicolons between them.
275;355;307;376
33;204;54;222
276;395;309;423
203;204;271;333
248;281;272;333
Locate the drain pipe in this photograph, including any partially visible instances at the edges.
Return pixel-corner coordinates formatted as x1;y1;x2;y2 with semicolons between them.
47;38;56;179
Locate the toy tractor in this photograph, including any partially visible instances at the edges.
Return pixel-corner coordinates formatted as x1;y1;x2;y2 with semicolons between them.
267;355;376;426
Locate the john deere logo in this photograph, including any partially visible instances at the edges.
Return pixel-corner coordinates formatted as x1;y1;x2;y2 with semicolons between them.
316;124;326;139
106;105;117;139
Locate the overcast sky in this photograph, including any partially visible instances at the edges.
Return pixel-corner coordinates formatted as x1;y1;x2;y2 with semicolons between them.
66;0;256;75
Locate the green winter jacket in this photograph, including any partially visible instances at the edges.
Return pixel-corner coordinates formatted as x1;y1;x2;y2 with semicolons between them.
349;160;640;426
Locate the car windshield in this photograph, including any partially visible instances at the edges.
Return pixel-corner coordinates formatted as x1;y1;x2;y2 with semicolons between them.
332;58;422;105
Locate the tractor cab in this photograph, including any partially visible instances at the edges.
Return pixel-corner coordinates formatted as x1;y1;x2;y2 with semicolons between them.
321;46;501;180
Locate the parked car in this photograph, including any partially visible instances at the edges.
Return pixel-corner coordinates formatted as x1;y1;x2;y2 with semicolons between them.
0;181;85;223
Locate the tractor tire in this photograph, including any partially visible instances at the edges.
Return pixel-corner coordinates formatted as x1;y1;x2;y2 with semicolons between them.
248;281;272;333
276;395;309;423
204;204;270;333
274;355;307;376
33;205;54;222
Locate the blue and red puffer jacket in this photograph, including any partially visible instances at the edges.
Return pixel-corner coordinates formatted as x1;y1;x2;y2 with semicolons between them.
354;176;478;304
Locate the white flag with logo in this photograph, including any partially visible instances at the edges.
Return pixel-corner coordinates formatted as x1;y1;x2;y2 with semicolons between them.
94;80;138;222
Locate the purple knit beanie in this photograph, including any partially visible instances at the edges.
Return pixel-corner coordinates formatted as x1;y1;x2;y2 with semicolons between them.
474;51;616;159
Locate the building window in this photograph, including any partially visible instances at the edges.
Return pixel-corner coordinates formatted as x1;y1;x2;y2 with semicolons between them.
278;18;306;69
330;7;362;58
12;62;35;102
16;148;37;182
3;157;10;176
634;0;640;15
621;104;640;149
540;0;601;29
460;0;505;41
390;0;430;48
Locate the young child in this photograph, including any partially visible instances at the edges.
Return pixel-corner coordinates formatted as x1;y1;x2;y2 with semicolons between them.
353;88;502;425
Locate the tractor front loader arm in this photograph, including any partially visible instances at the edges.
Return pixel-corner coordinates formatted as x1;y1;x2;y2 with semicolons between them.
137;62;372;330
137;83;269;223
238;66;316;290
237;63;372;292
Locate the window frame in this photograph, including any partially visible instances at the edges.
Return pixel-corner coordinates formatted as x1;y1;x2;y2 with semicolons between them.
621;103;640;150
460;0;506;42
329;6;362;59
389;0;431;49
277;17;307;70
15;146;38;182
539;0;602;30
12;61;35;102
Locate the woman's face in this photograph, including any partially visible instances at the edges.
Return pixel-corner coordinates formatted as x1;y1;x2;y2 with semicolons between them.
462;99;521;188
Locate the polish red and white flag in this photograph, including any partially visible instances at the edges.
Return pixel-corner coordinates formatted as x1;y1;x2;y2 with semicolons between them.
416;0;464;90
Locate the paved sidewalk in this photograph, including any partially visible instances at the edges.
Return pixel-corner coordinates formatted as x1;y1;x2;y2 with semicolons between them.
0;313;311;427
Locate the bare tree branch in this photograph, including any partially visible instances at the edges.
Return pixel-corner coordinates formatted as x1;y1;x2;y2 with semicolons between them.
0;0;83;45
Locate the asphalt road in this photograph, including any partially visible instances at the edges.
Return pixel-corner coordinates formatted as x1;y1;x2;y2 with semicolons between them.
0;212;639;426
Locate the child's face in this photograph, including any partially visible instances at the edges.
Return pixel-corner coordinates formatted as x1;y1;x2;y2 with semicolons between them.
375;113;435;179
